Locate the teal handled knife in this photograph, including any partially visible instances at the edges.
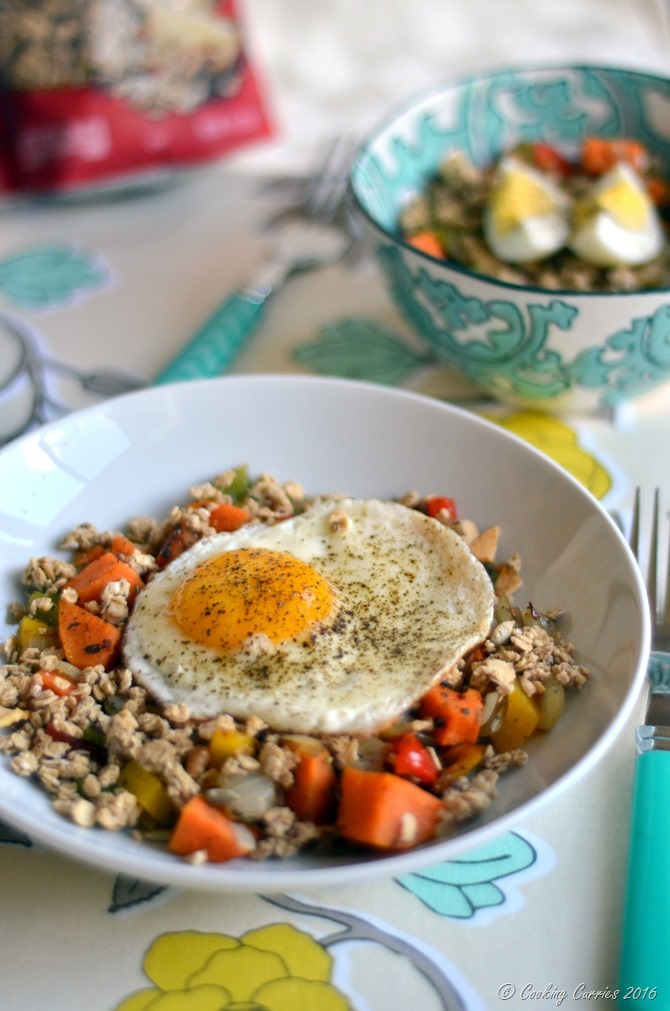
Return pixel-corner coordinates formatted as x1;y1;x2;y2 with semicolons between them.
618;651;670;1003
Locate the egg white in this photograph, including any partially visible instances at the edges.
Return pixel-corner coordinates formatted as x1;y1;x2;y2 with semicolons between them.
483;156;569;263
123;498;495;734
569;162;664;267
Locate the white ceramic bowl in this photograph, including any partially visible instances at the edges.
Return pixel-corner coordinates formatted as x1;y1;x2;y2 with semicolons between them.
349;64;670;414
0;375;650;891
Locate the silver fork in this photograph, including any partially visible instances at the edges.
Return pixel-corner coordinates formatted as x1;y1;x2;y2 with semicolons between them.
618;486;670;995
154;136;358;385
629;487;670;652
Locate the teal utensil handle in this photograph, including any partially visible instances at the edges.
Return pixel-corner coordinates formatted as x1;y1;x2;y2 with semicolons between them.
618;748;670;1005
154;292;267;384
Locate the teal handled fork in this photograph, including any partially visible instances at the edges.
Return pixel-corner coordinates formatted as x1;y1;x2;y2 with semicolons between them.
154;136;358;385
618;488;670;1004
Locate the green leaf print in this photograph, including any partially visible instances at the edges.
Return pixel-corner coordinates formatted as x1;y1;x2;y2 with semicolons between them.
397;831;537;919
0;245;108;309
293;316;432;385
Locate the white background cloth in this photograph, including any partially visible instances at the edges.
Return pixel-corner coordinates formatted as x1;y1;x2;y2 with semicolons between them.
231;0;670;173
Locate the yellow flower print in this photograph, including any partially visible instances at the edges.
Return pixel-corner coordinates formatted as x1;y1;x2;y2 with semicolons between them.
187;945;290;997
493;411;611;499
144;931;238;991
242;923;332;980
115;923;349;1011
117;985;233;1010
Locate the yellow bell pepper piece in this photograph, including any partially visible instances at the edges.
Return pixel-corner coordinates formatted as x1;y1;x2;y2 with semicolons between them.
0;708;29;729
17;614;58;653
490;682;540;752
119;760;175;824
536;678;565;731
209;728;255;769
440;742;486;786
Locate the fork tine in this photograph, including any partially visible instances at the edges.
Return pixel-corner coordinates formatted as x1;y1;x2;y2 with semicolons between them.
662;491;670;631
649;488;659;625
630;487;654;627
631;487;670;637
629;486;641;562
302;135;357;221
262;136;358;234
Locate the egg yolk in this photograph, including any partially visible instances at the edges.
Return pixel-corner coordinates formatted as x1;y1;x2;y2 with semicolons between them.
169;547;336;650
491;171;557;234
595;178;649;230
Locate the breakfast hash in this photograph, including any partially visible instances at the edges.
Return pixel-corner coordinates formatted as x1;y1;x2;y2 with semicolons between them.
399;137;670;292
0;466;590;863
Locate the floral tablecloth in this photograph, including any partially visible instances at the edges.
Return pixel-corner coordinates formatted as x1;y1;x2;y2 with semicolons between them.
0;160;667;1011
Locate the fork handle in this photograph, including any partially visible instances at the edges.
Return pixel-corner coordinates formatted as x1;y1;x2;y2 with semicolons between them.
154;291;268;385
618;749;670;1000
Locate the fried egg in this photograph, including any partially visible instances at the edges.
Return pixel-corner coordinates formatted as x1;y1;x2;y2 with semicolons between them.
483;156;569;263
568;162;664;267
123;498;494;734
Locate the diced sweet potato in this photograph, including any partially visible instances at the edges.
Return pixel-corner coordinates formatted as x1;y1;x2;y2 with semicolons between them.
337;767;442;850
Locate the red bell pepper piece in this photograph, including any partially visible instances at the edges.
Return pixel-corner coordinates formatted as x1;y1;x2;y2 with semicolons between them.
530;142;573;177
388;733;439;786
425;496;458;522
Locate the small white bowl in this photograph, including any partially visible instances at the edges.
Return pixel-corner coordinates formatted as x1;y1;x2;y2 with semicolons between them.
0;375;650;890
350;64;670;414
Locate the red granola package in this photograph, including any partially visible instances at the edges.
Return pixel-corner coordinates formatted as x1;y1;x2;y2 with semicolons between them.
0;0;273;195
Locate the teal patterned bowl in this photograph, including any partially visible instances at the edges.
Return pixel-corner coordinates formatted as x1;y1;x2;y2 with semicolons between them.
349;65;670;414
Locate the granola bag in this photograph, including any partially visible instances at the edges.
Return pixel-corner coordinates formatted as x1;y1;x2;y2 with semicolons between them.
0;0;273;194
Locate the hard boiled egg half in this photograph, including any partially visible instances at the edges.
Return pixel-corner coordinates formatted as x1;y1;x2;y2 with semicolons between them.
123;498;494;735
483;156;569;263
568;161;664;267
